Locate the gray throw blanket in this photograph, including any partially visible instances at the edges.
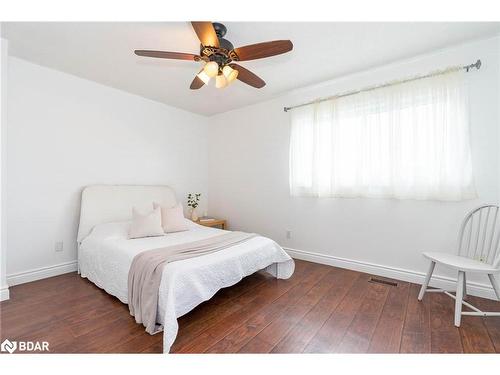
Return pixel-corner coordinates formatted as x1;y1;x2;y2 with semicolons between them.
128;231;257;334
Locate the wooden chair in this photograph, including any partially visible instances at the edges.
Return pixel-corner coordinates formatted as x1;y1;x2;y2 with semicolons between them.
418;204;500;327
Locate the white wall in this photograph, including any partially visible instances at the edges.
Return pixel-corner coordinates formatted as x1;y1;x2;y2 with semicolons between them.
0;37;9;300
5;57;209;283
208;36;500;299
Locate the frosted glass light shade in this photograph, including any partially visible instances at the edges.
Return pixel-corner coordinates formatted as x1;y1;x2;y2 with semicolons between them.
222;65;239;83
203;61;219;78
197;70;211;85
215;74;228;89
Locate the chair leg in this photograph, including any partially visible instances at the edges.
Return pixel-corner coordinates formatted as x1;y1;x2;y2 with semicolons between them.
418;261;436;301
463;272;467;300
488;274;500;301
455;271;465;327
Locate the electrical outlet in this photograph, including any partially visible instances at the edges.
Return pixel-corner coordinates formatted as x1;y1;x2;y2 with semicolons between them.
286;230;292;239
55;241;64;252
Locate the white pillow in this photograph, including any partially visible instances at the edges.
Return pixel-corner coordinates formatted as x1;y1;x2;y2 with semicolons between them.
128;206;164;239
88;221;130;240
153;202;189;233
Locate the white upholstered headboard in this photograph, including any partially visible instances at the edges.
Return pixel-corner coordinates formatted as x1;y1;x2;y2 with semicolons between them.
77;185;177;243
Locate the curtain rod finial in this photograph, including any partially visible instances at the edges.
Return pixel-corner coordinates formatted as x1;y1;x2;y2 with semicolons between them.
466;59;481;72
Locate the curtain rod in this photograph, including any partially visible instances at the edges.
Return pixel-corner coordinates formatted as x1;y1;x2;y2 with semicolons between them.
283;59;482;113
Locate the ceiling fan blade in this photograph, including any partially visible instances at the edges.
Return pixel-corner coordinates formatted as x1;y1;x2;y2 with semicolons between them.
229;63;266;89
135;50;200;61
190;70;205;90
232;40;293;61
191;21;220;48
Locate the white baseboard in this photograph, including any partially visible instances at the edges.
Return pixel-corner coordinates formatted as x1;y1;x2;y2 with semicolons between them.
7;260;78;286
0;286;9;301
284;247;498;301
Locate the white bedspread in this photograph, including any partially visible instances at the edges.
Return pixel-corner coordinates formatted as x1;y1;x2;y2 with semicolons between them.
78;219;294;353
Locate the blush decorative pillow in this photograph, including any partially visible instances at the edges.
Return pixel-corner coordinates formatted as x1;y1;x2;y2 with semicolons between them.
153;202;189;233
128;206;164;239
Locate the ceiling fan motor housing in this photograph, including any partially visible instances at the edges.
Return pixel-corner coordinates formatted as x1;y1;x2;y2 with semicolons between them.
200;23;237;70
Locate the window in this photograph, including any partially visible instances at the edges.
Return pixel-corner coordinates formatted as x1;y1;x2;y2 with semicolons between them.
289;70;476;201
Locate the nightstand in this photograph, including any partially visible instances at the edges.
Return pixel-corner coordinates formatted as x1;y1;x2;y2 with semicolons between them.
196;219;227;230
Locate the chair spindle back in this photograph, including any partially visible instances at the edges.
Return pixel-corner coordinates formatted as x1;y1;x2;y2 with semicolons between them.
458;205;500;268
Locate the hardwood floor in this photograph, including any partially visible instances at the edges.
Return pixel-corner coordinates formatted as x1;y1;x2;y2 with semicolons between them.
1;259;499;354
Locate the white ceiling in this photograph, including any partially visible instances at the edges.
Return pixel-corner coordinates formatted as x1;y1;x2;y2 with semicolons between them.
2;22;500;116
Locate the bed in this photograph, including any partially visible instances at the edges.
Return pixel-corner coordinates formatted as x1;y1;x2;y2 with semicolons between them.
76;185;295;353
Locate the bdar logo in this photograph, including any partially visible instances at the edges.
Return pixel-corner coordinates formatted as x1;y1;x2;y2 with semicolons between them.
1;339;49;353
1;339;17;354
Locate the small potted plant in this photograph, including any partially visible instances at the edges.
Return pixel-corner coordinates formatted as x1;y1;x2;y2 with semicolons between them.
187;193;201;221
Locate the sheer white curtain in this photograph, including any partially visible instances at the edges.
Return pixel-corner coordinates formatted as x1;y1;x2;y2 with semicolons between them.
289;70;476;200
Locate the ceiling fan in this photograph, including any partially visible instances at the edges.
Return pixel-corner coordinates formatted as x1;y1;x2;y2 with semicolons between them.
134;22;293;90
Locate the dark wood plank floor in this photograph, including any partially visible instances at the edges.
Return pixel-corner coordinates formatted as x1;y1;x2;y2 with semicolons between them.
1;259;499;354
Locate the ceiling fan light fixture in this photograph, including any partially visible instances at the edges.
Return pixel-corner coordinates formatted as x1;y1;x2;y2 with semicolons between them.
222;65;238;83
197;70;211;85
215;74;228;89
203;61;219;78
